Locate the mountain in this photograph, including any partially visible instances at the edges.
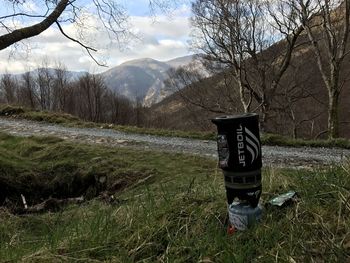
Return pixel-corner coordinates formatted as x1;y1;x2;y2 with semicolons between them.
100;55;201;106
166;55;195;68
101;58;171;104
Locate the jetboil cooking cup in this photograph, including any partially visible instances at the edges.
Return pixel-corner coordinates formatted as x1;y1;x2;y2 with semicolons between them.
212;114;262;207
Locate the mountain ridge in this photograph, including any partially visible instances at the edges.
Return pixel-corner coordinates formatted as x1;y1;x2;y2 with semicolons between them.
100;55;198;105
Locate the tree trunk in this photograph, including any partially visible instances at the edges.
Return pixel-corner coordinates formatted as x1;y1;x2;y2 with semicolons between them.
260;94;269;133
328;90;340;139
292;125;297;139
238;82;250;113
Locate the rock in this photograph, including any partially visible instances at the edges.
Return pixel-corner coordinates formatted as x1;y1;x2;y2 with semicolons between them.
99;176;107;184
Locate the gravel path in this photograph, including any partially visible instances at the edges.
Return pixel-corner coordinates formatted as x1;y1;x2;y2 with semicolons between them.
0;117;348;168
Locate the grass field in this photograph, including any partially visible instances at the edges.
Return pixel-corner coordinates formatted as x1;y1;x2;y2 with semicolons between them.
0;132;349;262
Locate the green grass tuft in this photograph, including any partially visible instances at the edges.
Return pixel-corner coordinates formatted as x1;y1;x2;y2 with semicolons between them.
261;133;350;149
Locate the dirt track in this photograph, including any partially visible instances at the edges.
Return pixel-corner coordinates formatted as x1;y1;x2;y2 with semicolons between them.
0;117;348;168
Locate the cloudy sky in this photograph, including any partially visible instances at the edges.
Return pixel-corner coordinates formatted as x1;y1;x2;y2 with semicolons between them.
0;0;193;74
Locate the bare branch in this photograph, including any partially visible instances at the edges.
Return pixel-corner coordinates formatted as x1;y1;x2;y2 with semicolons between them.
0;0;69;50
0;12;48;20
55;21;107;67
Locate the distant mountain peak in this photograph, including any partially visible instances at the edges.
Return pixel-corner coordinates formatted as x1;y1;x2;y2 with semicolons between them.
165;55;196;68
121;57;158;65
101;55;201;106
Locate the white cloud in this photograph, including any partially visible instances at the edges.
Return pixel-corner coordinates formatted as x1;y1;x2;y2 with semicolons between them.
22;1;39;13
0;13;192;74
131;15;191;39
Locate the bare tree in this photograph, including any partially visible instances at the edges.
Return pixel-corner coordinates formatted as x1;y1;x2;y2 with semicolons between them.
52;62;70;112
19;71;36;109
293;0;350;139
166;64;241;114
0;73;17;104
0;61;141;127
36;61;53;110
273;64;326;139
105;90;134;125
75;73;107;122
0;0;184;65
191;0;303;130
133;96;144;127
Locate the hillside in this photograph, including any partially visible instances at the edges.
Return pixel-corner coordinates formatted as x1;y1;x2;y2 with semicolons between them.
149;34;350;139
